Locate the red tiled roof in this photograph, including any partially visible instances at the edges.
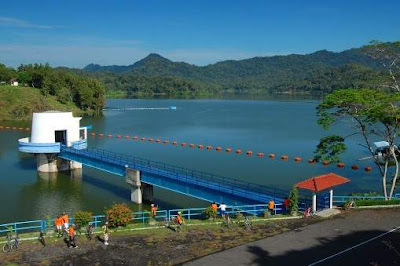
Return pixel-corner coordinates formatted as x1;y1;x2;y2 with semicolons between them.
295;172;350;192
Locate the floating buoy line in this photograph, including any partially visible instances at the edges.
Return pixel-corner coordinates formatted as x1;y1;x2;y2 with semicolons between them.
0;124;375;172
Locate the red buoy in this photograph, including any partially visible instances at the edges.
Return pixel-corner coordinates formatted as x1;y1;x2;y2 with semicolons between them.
246;151;253;156
25;127;30;131
226;148;232;153
108;134;113;138
0;126;3;129
281;155;289;160
236;149;242;154
141;137;146;141
5;126;10;129
322;160;329;165
163;140;169;144
12;127;16;130
18;127;23;130
125;135;130;139
257;152;264;157
172;141;177;145
98;133;104;137
156;139;161;143
189;143;195;148
365;166;373;172
351;165;359;170
198;144;204;149
308;159;315;164
90;132;95;136
148;138;154;142
116;135;122;138
269;153;275;158
133;136;139;140
206;145;213;150
294;157;301;162
181;142;187;147
216;146;222;151
337;162;345;168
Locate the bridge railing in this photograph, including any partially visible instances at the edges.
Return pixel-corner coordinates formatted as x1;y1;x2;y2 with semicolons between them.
332;194;400;204
60;146;291;202
0;203;295;235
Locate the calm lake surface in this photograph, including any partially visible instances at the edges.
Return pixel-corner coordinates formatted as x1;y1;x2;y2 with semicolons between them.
0;97;381;223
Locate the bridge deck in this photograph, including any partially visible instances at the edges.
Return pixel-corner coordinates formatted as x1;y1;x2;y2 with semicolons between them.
60;146;288;205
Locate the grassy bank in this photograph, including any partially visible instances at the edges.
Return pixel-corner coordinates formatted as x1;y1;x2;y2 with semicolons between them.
0;85;86;121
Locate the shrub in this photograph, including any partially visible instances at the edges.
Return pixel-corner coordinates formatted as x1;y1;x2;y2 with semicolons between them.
105;203;133;227
235;212;244;220
355;199;400;206
74;211;93;229
289;186;299;215
204;206;217;219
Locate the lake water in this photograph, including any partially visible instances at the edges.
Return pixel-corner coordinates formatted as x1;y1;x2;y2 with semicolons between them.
0;97;381;223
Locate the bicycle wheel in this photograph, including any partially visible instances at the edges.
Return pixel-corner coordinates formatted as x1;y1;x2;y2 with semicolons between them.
11;240;18;252
2;243;11;253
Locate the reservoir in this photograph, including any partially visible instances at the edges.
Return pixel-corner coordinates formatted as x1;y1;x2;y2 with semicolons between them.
0;97;380;223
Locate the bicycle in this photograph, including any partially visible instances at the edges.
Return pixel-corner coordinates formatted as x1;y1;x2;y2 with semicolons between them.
2;234;19;253
86;224;95;240
244;216;252;230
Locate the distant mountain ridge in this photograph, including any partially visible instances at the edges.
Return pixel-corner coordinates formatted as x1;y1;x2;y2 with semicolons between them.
81;46;384;95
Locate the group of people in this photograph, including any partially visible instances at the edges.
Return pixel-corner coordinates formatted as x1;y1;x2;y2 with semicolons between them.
54;212;110;248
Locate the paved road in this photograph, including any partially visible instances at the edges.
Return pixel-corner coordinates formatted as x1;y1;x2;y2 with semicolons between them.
185;208;400;266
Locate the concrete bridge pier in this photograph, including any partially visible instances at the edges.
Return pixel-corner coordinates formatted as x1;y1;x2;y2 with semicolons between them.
126;168;154;204
35;153;82;173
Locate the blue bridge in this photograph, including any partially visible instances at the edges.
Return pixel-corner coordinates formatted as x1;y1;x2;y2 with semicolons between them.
59;145;288;206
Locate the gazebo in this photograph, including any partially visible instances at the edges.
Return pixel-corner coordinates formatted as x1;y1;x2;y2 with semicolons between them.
296;172;350;212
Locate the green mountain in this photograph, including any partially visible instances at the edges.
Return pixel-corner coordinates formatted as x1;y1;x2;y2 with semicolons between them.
82;47;383;96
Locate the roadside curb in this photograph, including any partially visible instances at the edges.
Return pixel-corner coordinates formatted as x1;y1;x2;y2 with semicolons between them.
356;205;400;209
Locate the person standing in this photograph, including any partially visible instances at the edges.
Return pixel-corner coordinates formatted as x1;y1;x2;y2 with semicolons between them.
102;222;110;245
62;212;69;231
268;200;275;215
55;215;63;236
68;224;77;248
219;202;227;217
283;197;290;213
150;204;158;218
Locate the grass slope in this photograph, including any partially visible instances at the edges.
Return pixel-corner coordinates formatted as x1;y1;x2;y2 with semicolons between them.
0;85;80;121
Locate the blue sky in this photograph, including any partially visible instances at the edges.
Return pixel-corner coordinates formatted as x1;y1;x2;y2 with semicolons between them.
0;0;399;68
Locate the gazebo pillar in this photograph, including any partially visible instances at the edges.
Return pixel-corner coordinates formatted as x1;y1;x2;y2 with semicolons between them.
329;189;333;209
312;193;317;213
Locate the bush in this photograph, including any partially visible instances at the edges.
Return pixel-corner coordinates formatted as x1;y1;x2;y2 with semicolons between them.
74;211;93;229
204;206;217;219
105;203;133;227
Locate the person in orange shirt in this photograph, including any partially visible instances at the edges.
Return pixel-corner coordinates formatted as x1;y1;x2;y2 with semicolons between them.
55;215;63;236
68;224;77;248
150;204;158;218
62;212;69;231
268;200;275;215
211;202;217;212
176;212;183;226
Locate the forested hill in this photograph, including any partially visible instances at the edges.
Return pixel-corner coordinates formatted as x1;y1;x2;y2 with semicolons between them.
82;47;385;96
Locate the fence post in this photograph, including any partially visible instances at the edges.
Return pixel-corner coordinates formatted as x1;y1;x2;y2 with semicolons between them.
142;212;145;224
94;216;98;229
188;209;191;221
14;222;17;234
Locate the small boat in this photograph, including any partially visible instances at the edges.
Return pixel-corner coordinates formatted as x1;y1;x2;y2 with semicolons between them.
374;141;400;165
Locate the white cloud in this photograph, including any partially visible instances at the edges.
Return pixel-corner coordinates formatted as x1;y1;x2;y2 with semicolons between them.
0;16;58;29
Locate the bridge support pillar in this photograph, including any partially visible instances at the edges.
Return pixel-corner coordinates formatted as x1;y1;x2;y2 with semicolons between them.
126;168;142;204
35;154;82;173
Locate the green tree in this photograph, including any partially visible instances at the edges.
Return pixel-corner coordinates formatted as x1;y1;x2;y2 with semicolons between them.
317;88;400;200
289;186;299;215
314;135;347;163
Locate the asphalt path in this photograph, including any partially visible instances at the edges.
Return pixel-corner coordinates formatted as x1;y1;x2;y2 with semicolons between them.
185;208;400;266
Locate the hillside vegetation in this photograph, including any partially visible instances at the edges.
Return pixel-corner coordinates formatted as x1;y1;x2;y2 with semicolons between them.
81;46;390;96
0;85;81;120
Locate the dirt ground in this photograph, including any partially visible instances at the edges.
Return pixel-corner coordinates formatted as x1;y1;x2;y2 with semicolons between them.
0;216;323;266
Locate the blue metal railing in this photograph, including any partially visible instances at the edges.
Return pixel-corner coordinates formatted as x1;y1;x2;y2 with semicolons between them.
0;203;292;235
60;146;291;203
332;194;400;204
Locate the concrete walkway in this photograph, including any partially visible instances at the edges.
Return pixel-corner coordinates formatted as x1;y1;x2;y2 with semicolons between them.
185;209;400;265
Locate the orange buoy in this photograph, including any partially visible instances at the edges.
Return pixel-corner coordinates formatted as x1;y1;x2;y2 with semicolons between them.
0;126;3;129
133;136;139;140
246;151;253;156
337;162;345;168
172;141;178;145
156;139;161;143
206;145;213;150
216;146;222;151
107;134;113;138
294;157;301;162
148;138;154;142
351;165;359;170
308;159;315;163
236;149;242;154
125;135;130;139
163;140;169;144
141;137;146;141
269;153;275;158
226;148;232;153
181;142;187;147
281;155;289;160
322;160;329;165
189;143;195;148
90;132;95;136
365;166;373;172
98;133;104;137
257;152;264;157
116;135;122;138
18;127;23;130
198;144;204;149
